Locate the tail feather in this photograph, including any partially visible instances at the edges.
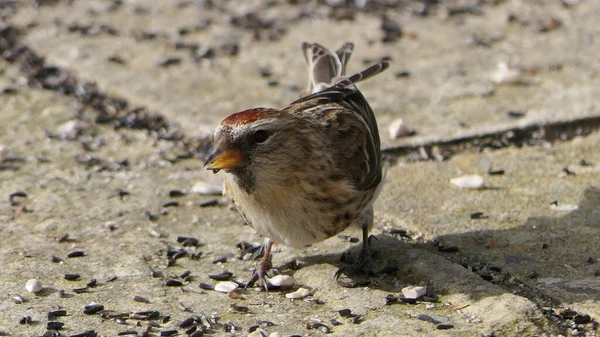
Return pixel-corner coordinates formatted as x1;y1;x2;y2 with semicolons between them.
301;42;355;95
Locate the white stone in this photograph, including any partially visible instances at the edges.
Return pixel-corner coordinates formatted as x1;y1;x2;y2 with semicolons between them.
285;287;311;299
25;279;43;293
450;175;485;189
491;62;524;84
267;275;295;287
191;181;222;195
388;118;411;139
402;285;427;299
57;120;81;140
0;145;8;164
214;281;237;293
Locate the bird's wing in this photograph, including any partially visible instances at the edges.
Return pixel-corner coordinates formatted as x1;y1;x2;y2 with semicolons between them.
284;61;389;191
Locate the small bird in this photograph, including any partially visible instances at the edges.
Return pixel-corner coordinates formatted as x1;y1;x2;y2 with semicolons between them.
205;42;389;289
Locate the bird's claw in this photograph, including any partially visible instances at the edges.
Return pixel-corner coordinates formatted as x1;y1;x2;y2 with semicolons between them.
245;258;272;291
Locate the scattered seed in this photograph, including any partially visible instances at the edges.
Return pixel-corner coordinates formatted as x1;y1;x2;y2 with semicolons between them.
541;243;549;249
176;236;201;247
9;191;27;206
402;286;427;299
12;294;25;304
338;309;355;318
191;181;222;195
212;256;227;264
450;175;484;189
64;273;81;281
573;314;591;324
579;159;592;166
48;310;67;319
199;283;214;290
158;57;182;68
47;321;64;330
73;287;89;293
179;316;197;328
507;110;526;118
395;70;411;78
163;201;179;207
538;17;561;32
208;271;233;281
160;330;178;336
214;281;238;293
55;233;69;242
285;287;311;299
87;279;97;287
436;323;454;330
470;212;487;219
199;199;220;207
166;279;183;287
307;322;330;333
117;329;137;336
25;279;43;293
70;330;97;337
67;250;85;257
229;303;249;313
84;304;104;314
488;169;505;175
331;318;343;326
58;290;65;297
267;275;295;288
169;190;185;197
133;295;150;303
19;316;32;324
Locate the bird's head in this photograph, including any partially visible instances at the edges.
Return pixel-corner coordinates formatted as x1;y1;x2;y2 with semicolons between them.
204;108;309;189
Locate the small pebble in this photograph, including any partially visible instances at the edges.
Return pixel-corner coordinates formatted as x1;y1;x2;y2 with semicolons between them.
57;120;82;140
0;144;8;164
191;181;222;195
388;118;412;139
214;281;238;293
491;62;525;84
285;287;311;299
450;175;485;189
267;275;295;287
402;286;427;299
25;279;43;293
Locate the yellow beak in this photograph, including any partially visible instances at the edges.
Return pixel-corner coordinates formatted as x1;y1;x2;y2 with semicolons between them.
204;147;243;172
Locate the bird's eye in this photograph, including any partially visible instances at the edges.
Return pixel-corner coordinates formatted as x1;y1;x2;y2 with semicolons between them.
252;130;270;143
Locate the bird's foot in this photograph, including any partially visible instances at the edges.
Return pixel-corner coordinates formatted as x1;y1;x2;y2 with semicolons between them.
245;258;272;291
334;245;375;288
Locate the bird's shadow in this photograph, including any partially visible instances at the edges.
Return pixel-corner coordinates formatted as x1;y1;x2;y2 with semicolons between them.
275;186;600;304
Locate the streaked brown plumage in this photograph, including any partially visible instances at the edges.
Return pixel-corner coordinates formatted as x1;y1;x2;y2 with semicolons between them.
205;42;389;289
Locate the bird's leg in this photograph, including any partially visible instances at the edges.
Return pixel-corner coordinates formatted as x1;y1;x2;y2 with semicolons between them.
245;239;273;291
335;219;375;286
355;224;374;275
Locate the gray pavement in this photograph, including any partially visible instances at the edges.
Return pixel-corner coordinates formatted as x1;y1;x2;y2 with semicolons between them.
0;1;599;336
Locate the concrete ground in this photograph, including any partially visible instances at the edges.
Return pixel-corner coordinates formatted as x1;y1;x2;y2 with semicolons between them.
0;0;599;336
